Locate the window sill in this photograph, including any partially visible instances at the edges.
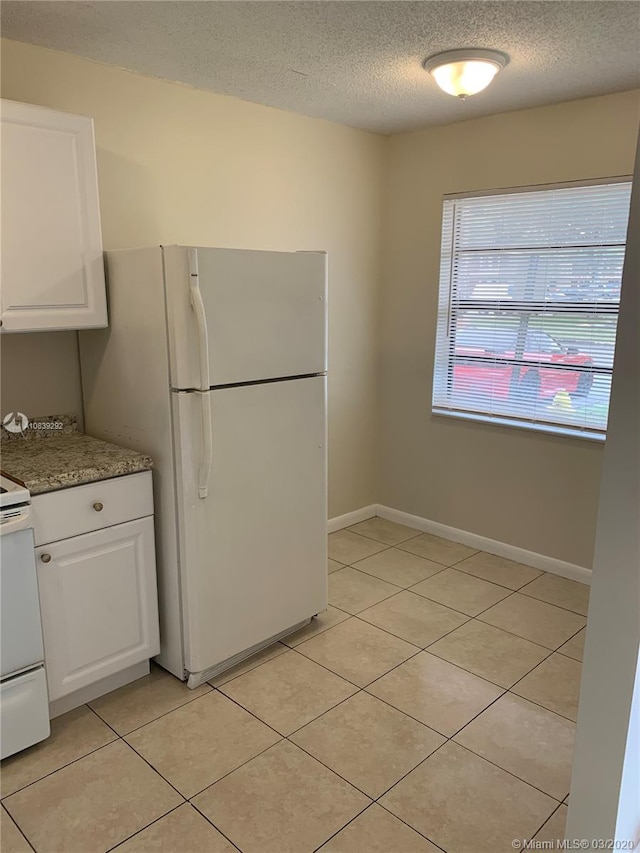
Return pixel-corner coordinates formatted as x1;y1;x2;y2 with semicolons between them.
431;407;606;442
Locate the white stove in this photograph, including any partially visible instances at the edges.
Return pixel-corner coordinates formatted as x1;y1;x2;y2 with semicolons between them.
0;473;50;758
0;473;30;510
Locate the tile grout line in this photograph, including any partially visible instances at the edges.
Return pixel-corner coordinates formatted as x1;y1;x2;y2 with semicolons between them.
353;608;472;655
76;701;256;852
213;631;570;816
185;802;244;852
365;633;578;736
273;643;474;853
343;521;425;547
279;698;559;852
338;552;586;632
286;609;503;739
350;561;450;587
103;802;187;853
111;739;189;802
369;697;567;811
291;626;425;690
347;533;588;616
424;634;556;693
393;539;480;562
511;574;589;618
374;801;450;853
1;732;119;803
285;688;367;742
206;643;290;689
184;732;285;801
476;588;589;623
512;592;588;618
348;580;548;653
87;697;265;812
527;799;569;844
341;552;577;625
284;733;375;802
307;576;578;699
370;736;563;849
2;737;189;852
452;740;567;805
332;562;529;627
328;535;395;566
340;524;588;599
363;615;480;690
309;801;374;853
332;560;407;584
4;684;571;849
340;539;586;616
88;684;215;738
1;805;36;853
211;588;582;731
131;675;565;853
506;688;578;725
208;651;465;838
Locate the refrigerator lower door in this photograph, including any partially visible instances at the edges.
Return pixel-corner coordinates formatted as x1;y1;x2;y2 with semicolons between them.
172;375;328;683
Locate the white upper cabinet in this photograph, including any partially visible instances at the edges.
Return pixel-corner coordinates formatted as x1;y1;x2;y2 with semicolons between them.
0;100;107;331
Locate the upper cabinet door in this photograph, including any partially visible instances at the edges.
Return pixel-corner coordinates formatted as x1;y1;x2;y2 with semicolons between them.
1;100;107;331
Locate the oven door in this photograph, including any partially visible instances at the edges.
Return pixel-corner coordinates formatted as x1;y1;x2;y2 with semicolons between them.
1;524;45;677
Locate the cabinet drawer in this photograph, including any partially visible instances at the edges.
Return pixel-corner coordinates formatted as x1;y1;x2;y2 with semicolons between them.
32;471;153;546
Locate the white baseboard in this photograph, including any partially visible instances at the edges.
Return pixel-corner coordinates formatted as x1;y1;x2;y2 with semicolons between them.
375;505;592;585
327;504;377;534
328;502;592;584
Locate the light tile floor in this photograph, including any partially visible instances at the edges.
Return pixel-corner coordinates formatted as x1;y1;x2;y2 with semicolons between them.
1;519;589;853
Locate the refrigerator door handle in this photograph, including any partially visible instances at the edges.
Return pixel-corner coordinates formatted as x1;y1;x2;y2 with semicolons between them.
188;249;211;392
195;391;213;499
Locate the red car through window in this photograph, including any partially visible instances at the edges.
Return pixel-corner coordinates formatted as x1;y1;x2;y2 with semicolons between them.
453;327;594;402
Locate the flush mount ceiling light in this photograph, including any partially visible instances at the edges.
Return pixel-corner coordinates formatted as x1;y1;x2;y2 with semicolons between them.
423;49;509;99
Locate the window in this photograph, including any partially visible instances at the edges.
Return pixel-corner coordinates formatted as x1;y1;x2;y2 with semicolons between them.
432;180;632;440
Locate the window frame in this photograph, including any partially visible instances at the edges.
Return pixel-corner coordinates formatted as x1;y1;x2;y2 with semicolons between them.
432;176;632;443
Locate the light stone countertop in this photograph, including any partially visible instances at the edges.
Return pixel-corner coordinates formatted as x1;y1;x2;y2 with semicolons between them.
0;414;153;494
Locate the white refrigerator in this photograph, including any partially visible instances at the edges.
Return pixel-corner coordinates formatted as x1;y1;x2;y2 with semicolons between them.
80;245;328;686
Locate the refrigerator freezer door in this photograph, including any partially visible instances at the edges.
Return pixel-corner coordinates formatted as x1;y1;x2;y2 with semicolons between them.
172;376;328;678
164;246;327;390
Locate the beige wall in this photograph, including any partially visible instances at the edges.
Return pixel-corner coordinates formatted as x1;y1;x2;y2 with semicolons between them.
567;128;640;847
0;332;84;426
380;90;640;567
0;38;385;517
2;38;639;564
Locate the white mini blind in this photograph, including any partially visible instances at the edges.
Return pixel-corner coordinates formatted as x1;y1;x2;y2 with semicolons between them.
432;180;632;440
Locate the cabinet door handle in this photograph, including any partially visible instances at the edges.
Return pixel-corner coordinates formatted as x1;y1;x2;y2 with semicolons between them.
40;553;52;563
93;502;104;512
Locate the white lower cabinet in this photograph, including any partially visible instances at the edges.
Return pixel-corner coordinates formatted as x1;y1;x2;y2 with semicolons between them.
32;472;160;709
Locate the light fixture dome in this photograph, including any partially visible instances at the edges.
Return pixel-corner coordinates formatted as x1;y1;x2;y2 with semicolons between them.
423;49;509;99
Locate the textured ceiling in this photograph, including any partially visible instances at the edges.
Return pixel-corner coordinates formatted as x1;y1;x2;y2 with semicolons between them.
2;1;639;134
